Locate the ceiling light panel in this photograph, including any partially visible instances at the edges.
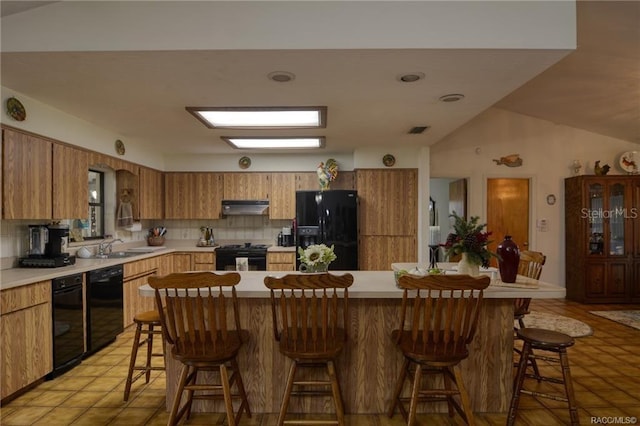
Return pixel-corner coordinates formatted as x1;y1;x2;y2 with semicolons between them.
222;136;325;150
186;106;327;129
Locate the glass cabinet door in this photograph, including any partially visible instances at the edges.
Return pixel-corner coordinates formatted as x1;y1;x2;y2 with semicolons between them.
588;182;604;255
608;182;626;256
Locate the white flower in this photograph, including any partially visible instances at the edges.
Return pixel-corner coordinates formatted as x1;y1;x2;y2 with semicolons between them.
298;244;337;266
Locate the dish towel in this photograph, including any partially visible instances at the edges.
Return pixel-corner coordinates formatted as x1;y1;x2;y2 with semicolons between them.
117;201;133;227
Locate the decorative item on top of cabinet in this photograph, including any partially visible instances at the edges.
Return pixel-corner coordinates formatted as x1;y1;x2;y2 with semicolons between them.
238;156;251;169
594;160;611;176
114;139;125;156
492;154;522;167
565;175;639;303
6;97;26;121
317;159;338;191
382;154;395;167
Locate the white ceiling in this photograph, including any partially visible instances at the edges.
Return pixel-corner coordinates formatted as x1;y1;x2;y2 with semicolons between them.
1;1;638;156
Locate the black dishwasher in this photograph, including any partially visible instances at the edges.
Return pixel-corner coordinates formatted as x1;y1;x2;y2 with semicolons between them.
50;273;84;377
85;265;124;356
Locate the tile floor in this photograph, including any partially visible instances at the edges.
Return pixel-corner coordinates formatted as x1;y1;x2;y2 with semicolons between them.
1;298;639;425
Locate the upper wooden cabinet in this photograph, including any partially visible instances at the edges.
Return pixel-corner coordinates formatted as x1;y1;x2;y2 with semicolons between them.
138;166;164;219
295;171;356;191
356;169;418;236
2;129;53;219
89;152;138;175
223;173;270;200
53;144;89;220
270;173;296;219
165;172;223;219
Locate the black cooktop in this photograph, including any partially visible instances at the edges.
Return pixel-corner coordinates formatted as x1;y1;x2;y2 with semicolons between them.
218;243;271;252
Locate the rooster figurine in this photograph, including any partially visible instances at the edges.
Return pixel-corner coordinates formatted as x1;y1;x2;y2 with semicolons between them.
594;160;611;176
317;159;339;191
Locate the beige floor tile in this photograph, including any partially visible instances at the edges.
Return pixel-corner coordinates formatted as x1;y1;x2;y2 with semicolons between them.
31;407;86;425
0;406;53;425
108;407;156;425
82;376;125;392
66;364;113;377
68;407;123;425
45;376;96;392
27;390;75;407
126;392;166;409
91;391;129;408
60;390;109;408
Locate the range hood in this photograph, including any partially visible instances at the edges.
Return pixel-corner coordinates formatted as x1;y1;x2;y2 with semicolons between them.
221;200;269;216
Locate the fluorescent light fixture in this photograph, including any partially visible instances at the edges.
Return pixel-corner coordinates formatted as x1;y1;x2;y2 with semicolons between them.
222;136;325;150
186;106;327;129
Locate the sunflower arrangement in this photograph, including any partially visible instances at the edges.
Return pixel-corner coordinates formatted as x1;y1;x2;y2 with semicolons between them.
298;244;337;272
441;212;498;267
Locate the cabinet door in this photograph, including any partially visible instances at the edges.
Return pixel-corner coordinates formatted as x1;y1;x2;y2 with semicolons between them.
139;166;164;219
359;236;417;270
267;252;296;271
123;274;157;327
295;172;319;190
270;173;296;219
357;169;417;236
172;253;193;272
52;144;89;220
165;173;223;219
2;129;52;219
223;173;271;200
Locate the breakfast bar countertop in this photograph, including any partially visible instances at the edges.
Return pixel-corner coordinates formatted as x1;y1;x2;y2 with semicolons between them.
138;268;565;299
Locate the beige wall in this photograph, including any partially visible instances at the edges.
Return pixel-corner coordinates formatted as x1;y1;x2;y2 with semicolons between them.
431;107;639;286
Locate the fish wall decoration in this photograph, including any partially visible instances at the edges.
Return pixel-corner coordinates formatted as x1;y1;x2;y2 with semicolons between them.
493;154;523;167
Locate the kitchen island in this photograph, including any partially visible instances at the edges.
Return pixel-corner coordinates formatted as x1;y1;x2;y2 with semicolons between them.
139;268;565;415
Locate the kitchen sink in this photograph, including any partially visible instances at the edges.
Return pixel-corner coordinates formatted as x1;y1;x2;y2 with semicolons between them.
94;252;141;259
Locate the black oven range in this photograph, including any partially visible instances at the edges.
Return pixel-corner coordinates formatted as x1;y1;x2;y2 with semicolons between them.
215;243;270;271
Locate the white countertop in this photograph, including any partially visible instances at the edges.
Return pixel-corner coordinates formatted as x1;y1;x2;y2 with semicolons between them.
138;269;565;299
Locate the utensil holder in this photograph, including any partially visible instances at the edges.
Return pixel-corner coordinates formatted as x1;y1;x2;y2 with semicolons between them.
147;236;165;246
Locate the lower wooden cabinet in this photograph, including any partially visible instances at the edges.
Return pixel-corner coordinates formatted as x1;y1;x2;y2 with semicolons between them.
267;251;296;271
193;252;215;271
0;281;53;400
123;258;159;327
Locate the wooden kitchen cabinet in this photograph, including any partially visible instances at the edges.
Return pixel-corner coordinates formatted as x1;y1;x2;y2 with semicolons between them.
267;251;296;271
53;143;89;220
270;173;296;219
223;173;270;200
634;179;640;301
164;172;223;219
295;171;356;191
565;175;639;303
89;152;138;175
172;252;194;272
0;281;53;400
123;257;159;327
193;252;216;271
356;169;418;270
138;166;164;219
2;128;53;219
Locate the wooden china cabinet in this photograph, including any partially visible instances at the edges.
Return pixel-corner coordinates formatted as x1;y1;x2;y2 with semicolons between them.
565;175;640;303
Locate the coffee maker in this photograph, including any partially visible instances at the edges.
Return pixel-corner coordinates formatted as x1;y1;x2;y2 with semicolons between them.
20;224;75;268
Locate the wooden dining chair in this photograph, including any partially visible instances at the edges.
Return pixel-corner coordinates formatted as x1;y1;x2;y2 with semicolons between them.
148;272;251;426
264;272;354;426
388;274;491;426
513;250;546;378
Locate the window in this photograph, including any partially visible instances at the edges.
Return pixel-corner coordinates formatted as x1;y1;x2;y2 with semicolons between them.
86;169;105;239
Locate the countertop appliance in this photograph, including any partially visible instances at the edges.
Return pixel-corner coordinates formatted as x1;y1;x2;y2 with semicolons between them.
215;243;270;271
85;265;124;356
19;223;75;268
50;273;84;378
296;190;358;270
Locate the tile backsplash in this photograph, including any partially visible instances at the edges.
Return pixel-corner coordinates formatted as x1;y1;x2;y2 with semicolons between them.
1;216;293;269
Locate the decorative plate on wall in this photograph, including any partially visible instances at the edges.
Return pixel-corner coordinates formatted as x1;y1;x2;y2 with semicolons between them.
6;97;26;121
239;156;251;169
382;154;396;167
619;151;638;174
115;139;126;155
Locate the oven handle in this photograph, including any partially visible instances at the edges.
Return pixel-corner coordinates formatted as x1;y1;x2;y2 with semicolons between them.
53;285;82;295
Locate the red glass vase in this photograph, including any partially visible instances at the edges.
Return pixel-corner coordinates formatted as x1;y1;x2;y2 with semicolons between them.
497;235;520;283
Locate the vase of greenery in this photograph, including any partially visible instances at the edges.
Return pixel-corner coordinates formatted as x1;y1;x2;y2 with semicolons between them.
442;212;499;277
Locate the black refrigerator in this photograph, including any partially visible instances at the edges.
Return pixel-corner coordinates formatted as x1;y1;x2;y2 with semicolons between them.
296;190;358;270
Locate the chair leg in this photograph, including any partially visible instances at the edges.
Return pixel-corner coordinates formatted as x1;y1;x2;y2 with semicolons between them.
145;324;154;383
406;363;422;426
452;365;476;426
184;366;198;420
387;357;409;419
168;364;190;426
508;341;531;426
277;360;297;426
123;322;143;401
230;358;252;421
220;363;236;426
327;360;345;426
442;367;455;417
559;349;579;426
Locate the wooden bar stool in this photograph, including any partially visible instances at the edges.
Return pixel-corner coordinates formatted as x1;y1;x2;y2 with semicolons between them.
124;310;165;401
508;328;579;426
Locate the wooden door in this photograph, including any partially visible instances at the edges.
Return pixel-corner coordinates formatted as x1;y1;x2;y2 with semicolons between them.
449;178;467;219
486;178;530;262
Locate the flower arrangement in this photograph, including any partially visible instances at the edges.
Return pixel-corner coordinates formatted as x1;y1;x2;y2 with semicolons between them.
298;243;337;272
442;212;498;268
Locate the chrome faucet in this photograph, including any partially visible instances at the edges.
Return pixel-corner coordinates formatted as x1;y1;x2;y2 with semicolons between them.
98;238;124;256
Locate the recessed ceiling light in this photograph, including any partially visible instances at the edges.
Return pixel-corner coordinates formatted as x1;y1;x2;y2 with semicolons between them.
398;72;425;83
186;106;327;129
268;71;296;83
222;136;325;150
439;94;465;102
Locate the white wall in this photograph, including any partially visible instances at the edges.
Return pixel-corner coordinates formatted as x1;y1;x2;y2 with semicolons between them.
431;107;639;287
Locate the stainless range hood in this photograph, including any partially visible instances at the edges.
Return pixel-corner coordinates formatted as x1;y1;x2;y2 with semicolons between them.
221;200;269;216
